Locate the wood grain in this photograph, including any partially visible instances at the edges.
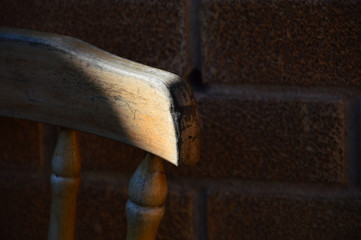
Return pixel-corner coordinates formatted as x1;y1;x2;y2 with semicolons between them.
48;129;81;240
126;153;167;240
0;27;200;166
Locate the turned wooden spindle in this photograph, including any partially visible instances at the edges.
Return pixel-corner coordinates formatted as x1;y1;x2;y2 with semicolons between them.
1;28;200;239
48;129;82;240
126;153;168;240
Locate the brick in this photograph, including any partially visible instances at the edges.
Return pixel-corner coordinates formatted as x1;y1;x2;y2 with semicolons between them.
77;177;195;240
167;89;346;183
78;132;142;173
158;187;195;240
0;174;51;240
0;172;194;240
0;0;186;76
76;175;129;240
200;0;361;85
0;174;129;240
0;116;42;172
207;190;361;240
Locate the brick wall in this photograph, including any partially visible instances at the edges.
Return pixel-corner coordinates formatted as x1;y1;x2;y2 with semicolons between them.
1;0;361;239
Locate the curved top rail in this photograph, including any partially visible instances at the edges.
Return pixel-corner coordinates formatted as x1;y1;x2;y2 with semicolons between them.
0;28;199;166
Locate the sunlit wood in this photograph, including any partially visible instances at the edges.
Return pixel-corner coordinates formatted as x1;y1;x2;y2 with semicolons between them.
0;27;200;166
0;28;200;240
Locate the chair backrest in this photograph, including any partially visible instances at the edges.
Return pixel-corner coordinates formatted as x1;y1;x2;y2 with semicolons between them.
0;28;200;240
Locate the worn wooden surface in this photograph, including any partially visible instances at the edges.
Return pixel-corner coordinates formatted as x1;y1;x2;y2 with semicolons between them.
48;129;81;240
0;27;199;166
126;153;167;240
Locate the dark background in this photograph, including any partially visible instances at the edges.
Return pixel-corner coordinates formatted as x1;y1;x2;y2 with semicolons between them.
1;0;361;239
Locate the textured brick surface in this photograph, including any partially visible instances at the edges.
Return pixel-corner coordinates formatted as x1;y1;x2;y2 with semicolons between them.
0;174;51;240
158;187;195;240
76;175;128;240
78;132;142;173
1;1;360;239
0;173;194;240
167;90;346;183
0;0;186;76
0;117;41;171
200;0;361;85
207;190;361;240
77;178;195;240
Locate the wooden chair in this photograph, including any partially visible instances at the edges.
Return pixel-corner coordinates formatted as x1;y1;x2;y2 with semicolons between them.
0;28;200;240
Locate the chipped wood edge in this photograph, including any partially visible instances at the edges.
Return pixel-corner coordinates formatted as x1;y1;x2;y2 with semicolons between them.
0;27;200;166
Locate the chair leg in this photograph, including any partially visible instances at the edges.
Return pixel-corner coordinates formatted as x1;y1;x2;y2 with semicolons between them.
126;152;168;240
48;129;82;240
